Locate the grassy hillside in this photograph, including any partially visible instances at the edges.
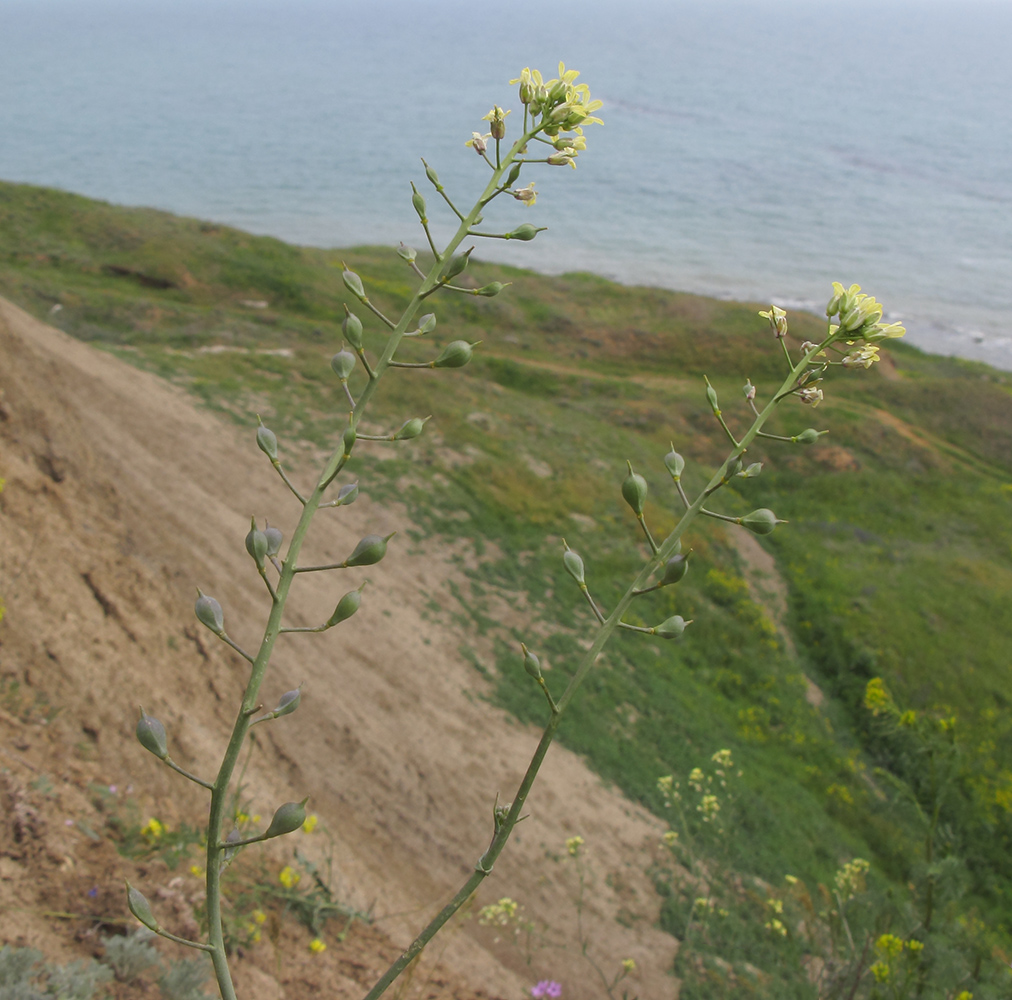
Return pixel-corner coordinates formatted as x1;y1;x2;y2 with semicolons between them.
3;179;1012;997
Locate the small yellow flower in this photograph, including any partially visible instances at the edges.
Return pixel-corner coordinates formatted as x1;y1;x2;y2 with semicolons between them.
875;933;904;959
662;831;678;846
784;875;799;885
140;818;164;841
870;960;890;983
252;909;267;925
278;866;301;889
566;835;584;857
235;811;249;825
906;938;924;953
511;182;537;207
621;958;636;973
309;938;326;954
302;814;318;834
954;991;973;1000
190;864;205;878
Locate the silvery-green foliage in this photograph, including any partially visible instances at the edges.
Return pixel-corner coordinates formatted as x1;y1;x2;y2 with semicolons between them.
157;958;213;1000
0;946;46;1000
99;930;161;982
43;960;113;1000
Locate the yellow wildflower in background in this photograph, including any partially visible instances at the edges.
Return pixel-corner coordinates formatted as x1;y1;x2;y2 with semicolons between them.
621;958;636;972
302;814;318;833
140;818;164;841
278;866;300;889
309;938;326;954
566;835;584;856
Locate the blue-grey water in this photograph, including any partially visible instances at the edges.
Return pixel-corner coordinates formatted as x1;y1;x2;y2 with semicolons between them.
2;0;1010;368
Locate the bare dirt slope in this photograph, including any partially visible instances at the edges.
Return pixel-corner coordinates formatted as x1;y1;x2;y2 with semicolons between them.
0;297;677;998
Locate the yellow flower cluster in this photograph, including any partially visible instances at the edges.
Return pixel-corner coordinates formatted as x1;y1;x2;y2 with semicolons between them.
478;897;520;927
834;858;870;900
278;865;301;889
565;835;584;857
309;938;326;954
140;818;165;841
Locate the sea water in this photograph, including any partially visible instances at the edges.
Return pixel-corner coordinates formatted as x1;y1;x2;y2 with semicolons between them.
1;0;1010;368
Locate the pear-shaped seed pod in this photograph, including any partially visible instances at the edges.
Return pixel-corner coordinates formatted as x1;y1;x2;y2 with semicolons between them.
256;421;278;461
393;417;429;440
273;687;302;718
397;243;417;262
343;533;394;568
342;426;357;455
195;590;224;634
342;310;363;350
563;546;585;585
794;428;823;445
660;553;689;586
705;381;720;415
245;519;268;567
264;524;283;557
136;709;168;759
664;447;685;480
264;798;309;839
505;162;522;187
475;282;507;297
433;341;477;369
330;350;356;380
411;185;427;222
442;250;471;281
729;458;743;477
622;461;648;516
418;313;437;335
653;615;688;640
521;643;542;680
424;163;441;188
336;482;359;506
342;266;365;299
327;588;362;626
506;223;542;242
126;883;159;931
739;508;784;535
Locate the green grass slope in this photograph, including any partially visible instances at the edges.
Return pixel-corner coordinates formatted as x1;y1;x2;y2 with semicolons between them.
3;179;1012;997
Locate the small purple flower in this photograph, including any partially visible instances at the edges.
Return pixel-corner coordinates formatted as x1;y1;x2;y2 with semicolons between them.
87;887;98;898
531;982;562;999
108;785;118;795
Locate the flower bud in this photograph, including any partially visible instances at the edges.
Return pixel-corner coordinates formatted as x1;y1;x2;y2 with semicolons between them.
521;643;542;680
505;224;544;241
410;183;427;223
622;461;647;516
826;282;845;317
737;462;763;479
794;428;824;445
264;797;309;840
126;883;159;932
562;543;585;585
652;615;688;640
136;709;168;759
660;553;689;586
245;517;268;568
264;523;283;557
195;590;224;634
341;265;365;299
397;243;417;263
475;282;507;297
705;380;720;415
330;350;356;381
343;532;394;567
342;309;363;350
424;162;441;189
442;249;471;282
433;340;477;369
664;447;685;480
743;380;756;401
272;687;302;718
738;508;785;535
256;419;278;462
505;163;522;187
336;482;359;505
418;313;437;335
342;426;356;456
547;153;576;168
393;416;429;440
327;587;362;626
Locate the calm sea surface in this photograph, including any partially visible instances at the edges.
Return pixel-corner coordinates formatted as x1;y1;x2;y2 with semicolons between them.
2;0;1010;368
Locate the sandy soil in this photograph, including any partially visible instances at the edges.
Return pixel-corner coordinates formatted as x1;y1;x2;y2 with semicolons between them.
0;297;678;999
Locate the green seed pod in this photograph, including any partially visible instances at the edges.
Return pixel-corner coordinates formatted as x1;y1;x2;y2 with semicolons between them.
264;523;283;557
136;709;168;760
126;883;159;932
475;282;507;297
336;482;359;505
433;340;477;369
794;428;823;445
521;643;542;680
505;223;543;241
653;615;688;640
342;309;363;350
418;313;437;335
705;380;720;415
342;265;365;299
396;243;417;262
424;162;441;189
826;287;844;317
442;249;471;281
660;553;689;586
739;508;785;535
410;183;427;222
344;532;394;568
245;517;268;567
256;419;278;462
505;162;522;187
273;687;302;718
342;426;356;456
195;590;224;634
738;462;763;479
563;544;585;586
664;446;685;480
330;350;356;380
327;587;362;626
264;797;309;840
393;416;429;440
622;461;648;516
